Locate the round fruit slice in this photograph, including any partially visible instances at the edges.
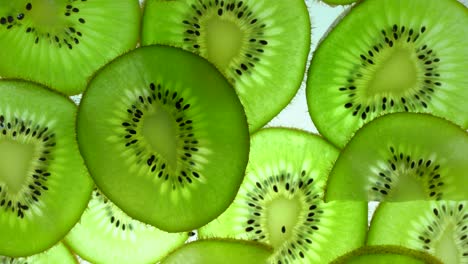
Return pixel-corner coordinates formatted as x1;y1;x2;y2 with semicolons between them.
0;243;77;264
325;113;468;202
161;239;272;264
141;0;311;132
0;80;93;257
330;245;443;264
367;201;468;264
0;0;140;95
307;0;468;148
199;128;367;264
65;187;188;264
77;45;250;232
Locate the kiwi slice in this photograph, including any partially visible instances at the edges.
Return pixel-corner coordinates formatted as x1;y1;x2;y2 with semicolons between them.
0;243;77;264
0;0;140;95
65;187;188;264
161;238;273;264
77;45;250;232
306;0;468;148
0;80;93;257
325;112;468;202
368;201;468;264
330;245;443;264
141;0;310;132
199;128;367;263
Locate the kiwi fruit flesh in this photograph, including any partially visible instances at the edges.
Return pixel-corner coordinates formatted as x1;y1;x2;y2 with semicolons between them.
321;0;357;6
367;201;468;264
199;127;368;263
0;243;77;264
77;44;250;232
325;112;468;202
0;0;140;95
141;0;311;132
0;80;93;257
161;238;273;264
307;0;468;148
65;187;188;264
330;245;443;264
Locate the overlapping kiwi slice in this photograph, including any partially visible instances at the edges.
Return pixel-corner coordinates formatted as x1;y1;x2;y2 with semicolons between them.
325;113;468;201
0;80;93;257
141;0;311;132
65;187;188;264
0;0;140;95
161;239;273;264
367;201;468;264
77;45;250;232
199;128;367;263
307;0;468;148
0;243;77;264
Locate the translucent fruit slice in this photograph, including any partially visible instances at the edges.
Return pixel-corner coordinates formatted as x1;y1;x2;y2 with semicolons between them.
0;243;77;264
199;128;367;264
325;113;468;202
330;245;443;264
65;188;188;264
307;0;468;148
367;201;468;264
161;239;272;264
77;45;250;232
0;0;140;95
0;80;93;257
141;0;311;132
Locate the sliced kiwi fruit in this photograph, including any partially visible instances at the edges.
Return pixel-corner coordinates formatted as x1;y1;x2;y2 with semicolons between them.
0;0;140;95
141;0;311;132
161;238;273;264
0;243;77;264
325;112;468;202
65;187;188;264
368;201;468;264
77;44;250;232
0;80;93;257
199;127;367;263
306;0;468;148
330;245;443;264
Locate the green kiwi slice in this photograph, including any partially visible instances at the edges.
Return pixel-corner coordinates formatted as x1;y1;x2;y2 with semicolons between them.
77;45;250;232
65;187;188;264
0;243;77;264
367;201;468;264
0;0;140;95
141;0;311;132
325;112;468;202
199;128;367;263
0;80;93;257
330;245;443;264
306;0;468;148
161;239;273;264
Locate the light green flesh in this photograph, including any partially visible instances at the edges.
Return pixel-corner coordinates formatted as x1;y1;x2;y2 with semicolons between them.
322;0;357;5
0;243;77;264
325;113;468;201
199;128;368;264
77;45;249;232
368;201;468;264
307;0;468;148
161;239;273;264
142;0;311;132
0;140;34;194
331;246;443;264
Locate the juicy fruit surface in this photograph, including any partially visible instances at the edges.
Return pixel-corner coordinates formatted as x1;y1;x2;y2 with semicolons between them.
65;188;188;264
0;80;93;257
0;0;140;95
0;243;76;264
77;45;250;232
325;113;468;202
368;201;468;264
307;0;468;148
199;128;367;264
161;239;272;264
142;0;311;132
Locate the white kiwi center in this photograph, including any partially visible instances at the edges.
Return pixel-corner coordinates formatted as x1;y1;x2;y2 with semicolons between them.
0;140;35;194
265;195;302;248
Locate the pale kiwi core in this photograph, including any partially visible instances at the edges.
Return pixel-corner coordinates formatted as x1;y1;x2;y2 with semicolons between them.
265;195;302;248
435;221;459;264
386;172;427;201
29;0;66;28
0;140;35;194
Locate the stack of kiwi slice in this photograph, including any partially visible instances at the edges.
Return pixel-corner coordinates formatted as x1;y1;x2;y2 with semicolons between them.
0;0;467;263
